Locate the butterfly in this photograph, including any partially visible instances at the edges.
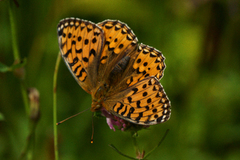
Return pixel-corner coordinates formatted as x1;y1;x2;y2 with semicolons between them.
57;18;171;125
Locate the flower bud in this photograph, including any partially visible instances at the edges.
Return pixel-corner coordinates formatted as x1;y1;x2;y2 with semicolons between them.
28;88;40;122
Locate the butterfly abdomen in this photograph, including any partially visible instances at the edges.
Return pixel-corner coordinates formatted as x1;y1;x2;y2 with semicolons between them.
108;55;131;84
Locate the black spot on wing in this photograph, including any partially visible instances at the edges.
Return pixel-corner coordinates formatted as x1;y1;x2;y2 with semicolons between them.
116;103;124;114
132;88;138;95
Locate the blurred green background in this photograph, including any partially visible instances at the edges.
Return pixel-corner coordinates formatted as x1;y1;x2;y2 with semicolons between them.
1;0;240;159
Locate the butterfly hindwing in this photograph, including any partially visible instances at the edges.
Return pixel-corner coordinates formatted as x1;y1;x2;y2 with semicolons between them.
58;18;104;93
104;76;171;125
107;44;166;97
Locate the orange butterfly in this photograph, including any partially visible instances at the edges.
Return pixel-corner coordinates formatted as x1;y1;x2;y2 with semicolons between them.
57;18;171;125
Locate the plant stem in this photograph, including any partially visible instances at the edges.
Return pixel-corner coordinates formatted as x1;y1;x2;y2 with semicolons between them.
20;122;36;160
53;52;61;160
9;2;34;160
144;129;169;159
9;0;20;61
21;83;30;115
9;0;29;115
109;144;137;160
131;132;140;154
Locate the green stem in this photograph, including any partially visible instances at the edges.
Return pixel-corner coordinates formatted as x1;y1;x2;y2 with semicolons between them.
132;134;138;153
9;0;20;61
21;82;30;115
131;132;143;160
20;122;36;160
9;0;29;115
9;1;36;160
109;144;137;160
144;129;169;159
53;52;61;160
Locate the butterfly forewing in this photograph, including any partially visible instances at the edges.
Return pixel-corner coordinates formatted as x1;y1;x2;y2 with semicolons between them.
96;20;138;83
104;76;171;125
58;18;104;93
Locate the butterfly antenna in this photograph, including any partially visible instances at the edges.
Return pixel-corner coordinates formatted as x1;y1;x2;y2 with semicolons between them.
91;113;94;143
56;108;90;125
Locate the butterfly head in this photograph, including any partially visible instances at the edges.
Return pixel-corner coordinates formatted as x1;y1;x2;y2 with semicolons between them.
91;101;101;112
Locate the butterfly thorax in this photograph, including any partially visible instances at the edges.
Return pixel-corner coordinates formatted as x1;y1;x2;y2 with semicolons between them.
91;82;109;112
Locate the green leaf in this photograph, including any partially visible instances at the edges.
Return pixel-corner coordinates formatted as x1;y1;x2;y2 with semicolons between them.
11;58;27;70
0;58;27;73
0;62;10;72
